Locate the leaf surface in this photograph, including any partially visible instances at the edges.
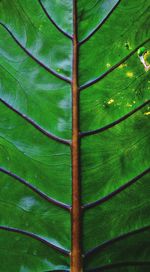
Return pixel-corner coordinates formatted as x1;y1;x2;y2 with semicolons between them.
0;0;150;271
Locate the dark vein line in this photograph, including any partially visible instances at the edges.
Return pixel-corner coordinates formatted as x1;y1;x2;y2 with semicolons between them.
85;225;150;257
80;38;150;91
0;167;71;211
38;0;73;40
0;23;71;84
0;226;69;256
80;100;150;138
79;0;121;46
87;262;150;272
0;98;71;146
45;270;69;272
82;168;150;210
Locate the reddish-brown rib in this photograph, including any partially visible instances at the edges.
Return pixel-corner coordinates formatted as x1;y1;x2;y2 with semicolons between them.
71;0;83;271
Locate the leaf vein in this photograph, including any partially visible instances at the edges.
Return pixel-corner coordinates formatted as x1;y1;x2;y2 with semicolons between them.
38;0;73;40
80;100;150;137
80;38;150;91
0;23;71;84
85;225;150;257
83;168;150;210
79;0;121;45
0;98;71;145
0;167;71;211
0;226;70;256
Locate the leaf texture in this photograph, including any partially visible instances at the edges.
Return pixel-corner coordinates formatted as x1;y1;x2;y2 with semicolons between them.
0;0;150;271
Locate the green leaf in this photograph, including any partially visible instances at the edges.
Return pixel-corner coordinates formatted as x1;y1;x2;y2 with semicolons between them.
0;0;150;271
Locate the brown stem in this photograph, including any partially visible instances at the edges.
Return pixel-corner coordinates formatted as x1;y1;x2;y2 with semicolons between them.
71;0;83;271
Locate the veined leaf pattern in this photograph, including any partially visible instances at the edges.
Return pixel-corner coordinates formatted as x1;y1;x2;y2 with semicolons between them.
0;0;149;271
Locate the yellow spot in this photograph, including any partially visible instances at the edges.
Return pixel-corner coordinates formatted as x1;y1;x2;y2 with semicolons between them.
57;68;61;72
106;63;111;68
144;50;150;59
144;51;150;71
133;101;136;104
118;63;127;69
144;111;150;116
126;103;132;107
126;71;134;78
107;99;114;105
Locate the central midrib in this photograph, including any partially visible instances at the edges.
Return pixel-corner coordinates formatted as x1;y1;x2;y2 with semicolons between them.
71;0;83;271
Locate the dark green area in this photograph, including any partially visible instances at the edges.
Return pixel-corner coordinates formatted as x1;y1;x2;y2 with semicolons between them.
0;0;150;271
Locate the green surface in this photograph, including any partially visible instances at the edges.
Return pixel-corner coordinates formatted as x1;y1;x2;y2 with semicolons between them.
0;231;70;271
81;106;150;205
80;43;150;132
83;173;150;253
0;102;72;205
79;0;149;86
85;227;150;271
0;0;150;271
40;0;73;36
77;0;119;42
